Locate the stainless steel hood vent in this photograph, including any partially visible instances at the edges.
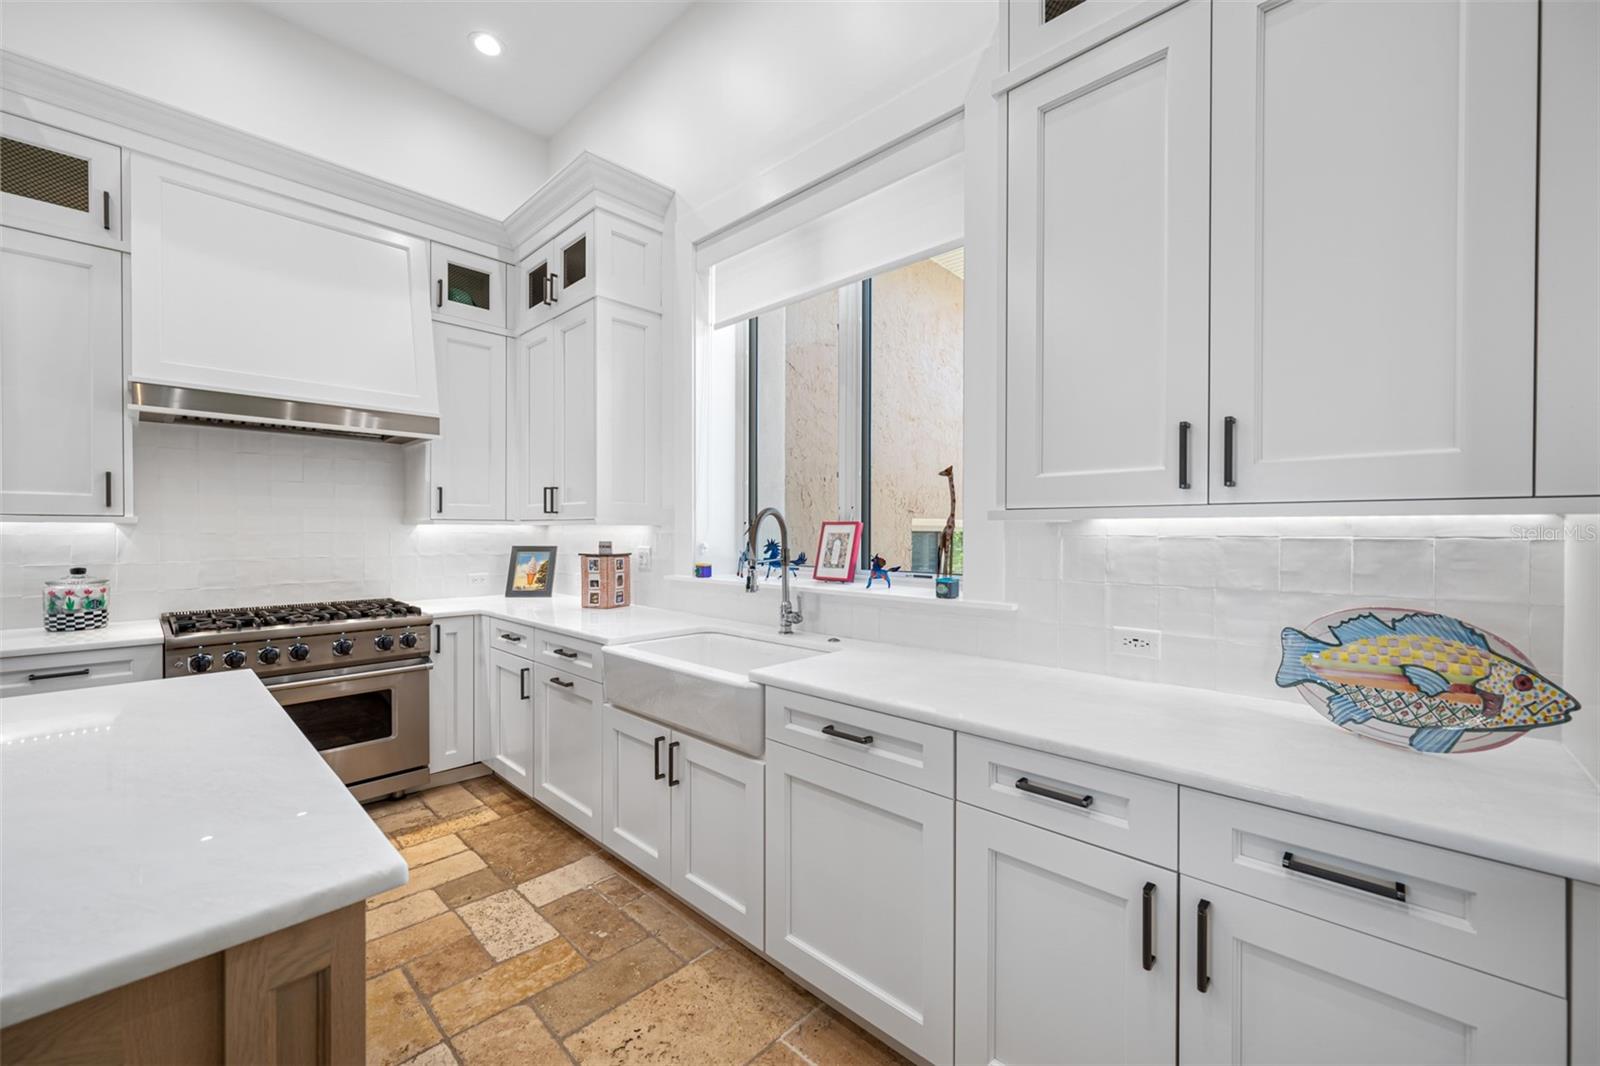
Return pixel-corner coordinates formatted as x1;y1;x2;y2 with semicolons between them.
129;383;438;443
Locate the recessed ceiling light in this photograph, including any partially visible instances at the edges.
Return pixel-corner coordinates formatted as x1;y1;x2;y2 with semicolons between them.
470;31;502;57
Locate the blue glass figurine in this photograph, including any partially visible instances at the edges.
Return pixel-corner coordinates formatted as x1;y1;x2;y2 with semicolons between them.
866;554;900;588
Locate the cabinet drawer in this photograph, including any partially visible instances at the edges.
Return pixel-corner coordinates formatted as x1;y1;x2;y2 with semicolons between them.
957;733;1177;868
1180;789;1565;995
485;619;537;662
765;687;953;796
0;646;161;698
534;631;602;682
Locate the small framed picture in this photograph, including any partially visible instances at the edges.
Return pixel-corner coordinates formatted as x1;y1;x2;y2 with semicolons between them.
505;546;557;597
813;521;863;583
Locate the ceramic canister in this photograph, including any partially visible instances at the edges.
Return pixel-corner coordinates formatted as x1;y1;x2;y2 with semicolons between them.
43;566;110;631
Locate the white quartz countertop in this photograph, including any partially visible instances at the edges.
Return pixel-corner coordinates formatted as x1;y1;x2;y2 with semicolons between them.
414;595;722;645
0;671;406;1026
750;644;1600;883
0;620;164;659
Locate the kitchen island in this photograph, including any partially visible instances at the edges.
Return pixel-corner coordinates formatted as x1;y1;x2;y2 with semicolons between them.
0;670;406;1062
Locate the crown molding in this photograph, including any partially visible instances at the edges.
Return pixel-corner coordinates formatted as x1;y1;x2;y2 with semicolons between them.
0;50;510;251
504;151;675;252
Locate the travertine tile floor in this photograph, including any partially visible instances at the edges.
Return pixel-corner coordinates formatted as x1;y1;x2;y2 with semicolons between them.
365;777;911;1066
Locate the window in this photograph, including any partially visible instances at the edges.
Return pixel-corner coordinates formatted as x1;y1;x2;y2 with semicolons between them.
727;250;963;580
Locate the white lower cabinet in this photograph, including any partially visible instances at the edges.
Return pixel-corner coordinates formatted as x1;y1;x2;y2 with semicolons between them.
0;645;160;698
764;740;953;1063
428;616;475;773
1178;879;1565;1065
534;667;603;838
599;704;765;946
484;647;533;796
955;803;1176;1065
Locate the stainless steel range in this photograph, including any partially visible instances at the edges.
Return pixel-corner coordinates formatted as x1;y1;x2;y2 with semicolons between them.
161;598;433;800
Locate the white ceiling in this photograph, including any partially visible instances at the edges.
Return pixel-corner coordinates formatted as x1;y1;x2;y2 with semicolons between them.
256;1;693;138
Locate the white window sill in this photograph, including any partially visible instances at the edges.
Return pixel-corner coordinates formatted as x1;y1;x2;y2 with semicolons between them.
663;573;1016;614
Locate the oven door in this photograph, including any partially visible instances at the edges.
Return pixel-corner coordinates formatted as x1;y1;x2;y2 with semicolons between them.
265;661;431;789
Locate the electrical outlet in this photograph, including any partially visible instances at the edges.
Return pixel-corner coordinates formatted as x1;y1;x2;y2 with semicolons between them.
468;572;489;589
634;546;653;572
1112;626;1161;660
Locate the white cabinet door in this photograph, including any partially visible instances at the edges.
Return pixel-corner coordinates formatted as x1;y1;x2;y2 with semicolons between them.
510;302;596;521
428;616;475;773
1;114;122;245
600;702;671;884
428;323;505;520
533;667;603;839
669;732;764;949
765;741;953;1063
485;647;534;796
508;321;556;521
430;243;504;331
1536;0;1599;497
1178;879;1565;1065
548;213;596;311
1005;0;1210;508
0;228;125;516
515;240;559;335
955;804;1175;1066
128;156;436;419
1210;0;1538;503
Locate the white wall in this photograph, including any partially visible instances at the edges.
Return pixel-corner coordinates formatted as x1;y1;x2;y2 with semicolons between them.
0;2;548;217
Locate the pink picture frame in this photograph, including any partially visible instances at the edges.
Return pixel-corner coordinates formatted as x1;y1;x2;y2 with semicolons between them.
813;521;863;583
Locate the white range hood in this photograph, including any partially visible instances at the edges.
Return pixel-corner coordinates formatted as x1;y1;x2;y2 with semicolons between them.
127;155;439;441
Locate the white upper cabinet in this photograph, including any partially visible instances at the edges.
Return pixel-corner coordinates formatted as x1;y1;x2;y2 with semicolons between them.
1178;879;1565;1065
1005;0;1210;508
1005;0;1185;73
514;209;661;334
430;243;505;331
0;115;121;247
419;323;505;521
1209;0;1538;503
1535;0;1599;497
128;156;437;418
0;227;126;517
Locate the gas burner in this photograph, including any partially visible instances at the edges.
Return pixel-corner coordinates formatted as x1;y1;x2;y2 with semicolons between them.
160;598;427;638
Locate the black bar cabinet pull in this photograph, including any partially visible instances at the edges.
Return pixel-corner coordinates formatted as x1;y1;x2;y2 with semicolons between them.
547;676;574;689
499;632;523;643
667;740;681;786
1141;882;1156;971
519;667;530;700
1223;416;1237;487
1177;421;1191;490
821;723;873;745
1196;899;1211;992
437;486;444;514
28;667;91;682
1014;776;1093;808
549;273;559;304
548;486;558;513
434;624;440;646
654;736;666;780
103;191;110;231
436;278;443;309
1282;852;1407;901
104;470;113;508
552;647;579;660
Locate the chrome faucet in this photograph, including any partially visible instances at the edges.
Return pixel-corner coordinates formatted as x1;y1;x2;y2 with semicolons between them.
746;507;803;635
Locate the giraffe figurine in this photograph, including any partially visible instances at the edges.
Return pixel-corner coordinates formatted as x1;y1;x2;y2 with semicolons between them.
936;465;960;599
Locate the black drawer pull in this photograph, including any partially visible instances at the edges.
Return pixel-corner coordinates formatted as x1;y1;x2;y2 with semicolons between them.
1223;416;1237;487
499;632;524;643
519;667;530;700
551;647;579;659
1177;421;1191;490
1141;882;1156;971
1196;899;1211;992
654;735;666;780
547;676;574;689
27;667;92;682
667;740;680;786
1282;852;1407;901
1014;776;1093;808
821;723;873;745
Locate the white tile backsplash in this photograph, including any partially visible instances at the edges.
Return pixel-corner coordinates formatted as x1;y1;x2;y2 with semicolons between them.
1280;538;1354;594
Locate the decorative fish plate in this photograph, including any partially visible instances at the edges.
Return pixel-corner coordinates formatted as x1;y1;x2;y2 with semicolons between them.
1276;607;1578;754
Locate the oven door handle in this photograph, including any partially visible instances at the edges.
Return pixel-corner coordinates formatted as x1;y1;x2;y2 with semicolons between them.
265;662;433;692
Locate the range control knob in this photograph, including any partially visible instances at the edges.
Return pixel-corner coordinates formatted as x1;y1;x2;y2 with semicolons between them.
288;642;311;662
188;650;214;673
399;631;419;649
374;633;395;652
332;636;355;656
258;645;281;665
222;648;247;669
